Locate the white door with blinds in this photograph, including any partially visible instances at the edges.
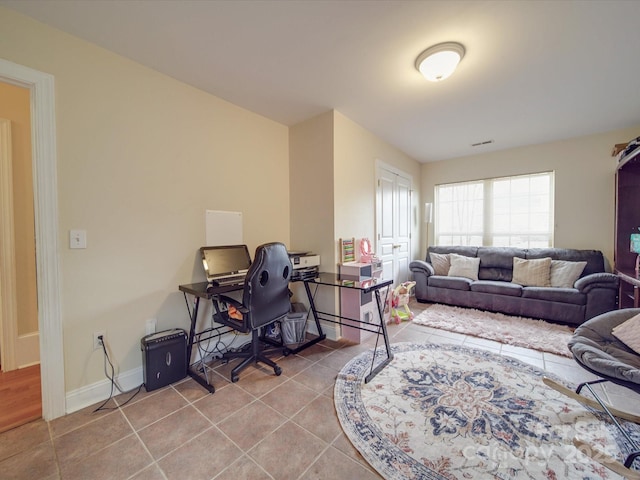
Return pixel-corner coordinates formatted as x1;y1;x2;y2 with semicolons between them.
376;164;412;286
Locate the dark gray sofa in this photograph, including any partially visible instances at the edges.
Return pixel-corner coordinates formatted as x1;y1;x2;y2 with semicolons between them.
409;246;619;326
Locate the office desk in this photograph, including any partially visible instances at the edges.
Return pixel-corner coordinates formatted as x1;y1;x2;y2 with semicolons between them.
179;282;241;393
179;281;323;391
297;273;394;383
180;273;394;391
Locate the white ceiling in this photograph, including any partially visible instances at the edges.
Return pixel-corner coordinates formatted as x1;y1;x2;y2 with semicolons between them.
2;0;640;162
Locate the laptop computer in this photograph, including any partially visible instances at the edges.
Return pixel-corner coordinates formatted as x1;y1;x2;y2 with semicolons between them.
200;244;252;286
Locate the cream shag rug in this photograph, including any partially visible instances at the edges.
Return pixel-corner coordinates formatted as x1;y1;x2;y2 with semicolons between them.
412;304;573;357
335;342;638;480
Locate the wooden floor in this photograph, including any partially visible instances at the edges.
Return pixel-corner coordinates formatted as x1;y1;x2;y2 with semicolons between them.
0;364;41;433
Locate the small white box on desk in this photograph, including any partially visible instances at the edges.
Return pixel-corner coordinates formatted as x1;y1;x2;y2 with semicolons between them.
339;262;372;279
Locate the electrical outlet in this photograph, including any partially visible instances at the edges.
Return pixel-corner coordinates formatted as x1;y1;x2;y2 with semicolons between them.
93;331;105;350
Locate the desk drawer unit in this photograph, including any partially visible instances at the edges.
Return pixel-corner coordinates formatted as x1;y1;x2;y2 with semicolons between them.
141;328;187;391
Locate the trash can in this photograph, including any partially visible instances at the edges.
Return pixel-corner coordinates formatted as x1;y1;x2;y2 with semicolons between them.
281;303;308;345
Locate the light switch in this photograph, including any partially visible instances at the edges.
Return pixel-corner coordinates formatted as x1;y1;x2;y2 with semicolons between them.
69;229;87;249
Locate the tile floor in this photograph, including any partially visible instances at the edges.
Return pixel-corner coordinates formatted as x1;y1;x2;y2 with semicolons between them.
2;300;640;480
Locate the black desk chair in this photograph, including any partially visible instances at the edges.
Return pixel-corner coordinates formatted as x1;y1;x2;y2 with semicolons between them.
211;242;292;383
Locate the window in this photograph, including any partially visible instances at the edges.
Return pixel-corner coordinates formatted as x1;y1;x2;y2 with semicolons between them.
435;172;554;248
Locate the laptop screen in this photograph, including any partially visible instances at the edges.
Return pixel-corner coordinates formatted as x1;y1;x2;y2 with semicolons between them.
200;245;252;280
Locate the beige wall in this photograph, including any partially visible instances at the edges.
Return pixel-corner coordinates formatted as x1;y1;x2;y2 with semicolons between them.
289;111;421;338
421;126;640;265
334;112;421;264
289;111;335;269
0;8;289;391
0;81;38;335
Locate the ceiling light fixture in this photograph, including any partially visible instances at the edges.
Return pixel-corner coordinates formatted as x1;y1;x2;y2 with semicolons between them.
415;42;465;82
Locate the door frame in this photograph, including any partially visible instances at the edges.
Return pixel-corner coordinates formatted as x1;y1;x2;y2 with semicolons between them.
0;58;65;420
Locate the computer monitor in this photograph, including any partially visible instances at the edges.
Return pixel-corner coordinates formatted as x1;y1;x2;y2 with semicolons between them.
200;245;252;282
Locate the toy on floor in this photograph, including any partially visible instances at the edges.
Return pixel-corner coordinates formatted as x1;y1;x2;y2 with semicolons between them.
389;281;416;324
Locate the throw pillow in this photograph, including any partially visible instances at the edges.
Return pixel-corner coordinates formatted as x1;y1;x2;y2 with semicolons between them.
550;260;587;288
512;257;552;287
447;253;480;281
612;313;640;355
429;252;450;276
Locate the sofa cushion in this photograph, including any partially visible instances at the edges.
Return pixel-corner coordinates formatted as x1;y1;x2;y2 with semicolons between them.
550;260;587;288
448;253;480;281
512;257;552;287
526;248;604;277
429;275;472;291
429;246;478;259
470;280;522;297
478;247;526;269
521;286;585;305
430;252;450;276
611;312;640;355
477;247;526;282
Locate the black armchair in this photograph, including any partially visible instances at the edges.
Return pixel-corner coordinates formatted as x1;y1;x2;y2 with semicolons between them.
211;242;292;382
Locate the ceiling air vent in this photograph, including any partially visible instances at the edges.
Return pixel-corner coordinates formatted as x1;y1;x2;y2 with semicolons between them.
471;139;494;147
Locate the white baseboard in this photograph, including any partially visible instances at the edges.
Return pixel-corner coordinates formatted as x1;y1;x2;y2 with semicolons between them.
65;322;340;414
65;366;143;414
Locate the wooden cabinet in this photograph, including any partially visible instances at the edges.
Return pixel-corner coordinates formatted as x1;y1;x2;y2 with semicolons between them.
614;147;640;308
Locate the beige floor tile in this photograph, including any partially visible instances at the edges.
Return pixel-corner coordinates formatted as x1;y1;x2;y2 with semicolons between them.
49;400;118;438
53;410;132;464
193;383;256;424
172;377;210;402
217;400;287;451
332;431;370;466
463;335;503;352
157;426;242;480
317;348;357;371
122;387;188;431
129;464;166;480
294;363;339;393
295;343;336;363
501;344;545;360
293;395;343;444
428;332;465;346
0;418;50;461
137;405;210;460
0;439;58;480
277;353;317;376
391;328;433;344
260;378;319;417
214;454;273;480
59;434;152;480
300;444;382;480
249;421;327;480
236;364;290;397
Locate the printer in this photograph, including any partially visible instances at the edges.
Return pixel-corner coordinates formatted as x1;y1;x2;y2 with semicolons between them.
288;251;320;280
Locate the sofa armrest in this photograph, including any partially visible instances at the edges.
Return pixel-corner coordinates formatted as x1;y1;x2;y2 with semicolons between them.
410;260;435;276
574;272;619;293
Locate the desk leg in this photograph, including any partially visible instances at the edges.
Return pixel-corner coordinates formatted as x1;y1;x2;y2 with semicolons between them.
184;294;215;393
284;281;326;355
364;288;394;384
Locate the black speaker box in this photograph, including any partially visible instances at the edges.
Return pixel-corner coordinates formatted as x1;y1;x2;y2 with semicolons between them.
141;328;187;391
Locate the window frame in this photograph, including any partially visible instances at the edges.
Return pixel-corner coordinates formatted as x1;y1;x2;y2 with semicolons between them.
434;171;555;248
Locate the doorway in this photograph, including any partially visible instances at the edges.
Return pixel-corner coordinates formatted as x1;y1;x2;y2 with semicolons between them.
0;58;65;421
0;84;41;432
376;162;412;286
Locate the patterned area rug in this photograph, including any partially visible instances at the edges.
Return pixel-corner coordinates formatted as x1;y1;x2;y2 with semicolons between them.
335;342;640;480
412;304;573;357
